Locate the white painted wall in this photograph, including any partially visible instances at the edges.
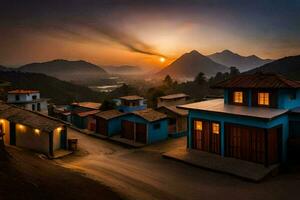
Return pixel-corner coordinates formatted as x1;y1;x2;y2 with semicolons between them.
7;92;40;103
15;124;49;154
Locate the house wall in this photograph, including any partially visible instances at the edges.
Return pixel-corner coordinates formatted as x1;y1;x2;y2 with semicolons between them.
107;116;127;136
0;119;10;144
15;124;50;154
188;110;289;162
71;115;88;129
121;114;168;144
117;104;147;113
148;120;168;144
7;92;40;103
53;128;61;151
23;100;48;114
278;89;300;109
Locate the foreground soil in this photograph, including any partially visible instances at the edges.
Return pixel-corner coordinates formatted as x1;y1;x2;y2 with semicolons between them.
0;147;123;200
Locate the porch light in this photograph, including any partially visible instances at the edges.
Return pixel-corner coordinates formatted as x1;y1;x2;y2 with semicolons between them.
34;129;40;136
56;127;62;132
0;119;4;124
18;124;24;129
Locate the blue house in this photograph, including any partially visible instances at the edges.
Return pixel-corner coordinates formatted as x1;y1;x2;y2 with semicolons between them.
116;96;147;113
120;108;168;144
93;109;126;137
178;73;300;166
157;105;188;138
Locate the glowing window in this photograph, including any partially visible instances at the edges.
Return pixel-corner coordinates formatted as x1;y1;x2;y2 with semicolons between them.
258;92;269;106
194;121;202;131
212;123;220;134
233;91;243;103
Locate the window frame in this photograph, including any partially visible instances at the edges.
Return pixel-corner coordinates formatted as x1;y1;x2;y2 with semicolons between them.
258;92;270;106
233;91;244;104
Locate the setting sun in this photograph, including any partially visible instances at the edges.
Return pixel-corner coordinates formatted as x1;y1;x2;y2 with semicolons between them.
159;57;166;63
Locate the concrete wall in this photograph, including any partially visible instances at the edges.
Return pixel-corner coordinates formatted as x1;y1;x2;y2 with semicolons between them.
7;92;40;103
15;124;49;154
188;110;289;162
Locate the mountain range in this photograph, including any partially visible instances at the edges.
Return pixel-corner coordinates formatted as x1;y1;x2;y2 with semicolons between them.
157;50;228;79
246;55;300;80
208;50;273;71
18;59;108;84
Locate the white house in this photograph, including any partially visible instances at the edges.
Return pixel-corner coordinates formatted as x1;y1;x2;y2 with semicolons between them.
7;90;49;114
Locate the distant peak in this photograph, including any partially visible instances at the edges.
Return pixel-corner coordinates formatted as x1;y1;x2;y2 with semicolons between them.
189;50;201;55
221;49;236;55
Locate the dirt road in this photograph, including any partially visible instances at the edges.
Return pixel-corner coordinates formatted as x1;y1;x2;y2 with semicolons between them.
57;129;300;200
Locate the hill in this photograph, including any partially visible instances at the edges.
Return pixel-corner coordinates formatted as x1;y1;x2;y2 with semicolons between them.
0;70;104;104
208;50;272;72
18;59;108;84
103;65;143;75
157;50;228;79
246;55;300;80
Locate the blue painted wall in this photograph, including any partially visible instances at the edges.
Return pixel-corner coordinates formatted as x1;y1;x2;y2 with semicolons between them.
117;104;147;113
188;110;290;161
106;116;127;137
71;115;88;129
121;114;168;144
278;89;300;109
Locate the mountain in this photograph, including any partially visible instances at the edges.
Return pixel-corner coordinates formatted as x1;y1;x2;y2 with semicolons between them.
208;50;272;72
157;50;228;79
0;71;105;104
103;65;143;75
18;59;108;84
246;55;300;80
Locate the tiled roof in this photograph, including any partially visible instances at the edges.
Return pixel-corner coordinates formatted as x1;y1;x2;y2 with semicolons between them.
212;73;300;89
157;105;188;116
178;99;288;120
119;95;144;101
71;102;101;110
132;108;167;122
159;93;188;100
94;109;125;120
8;89;39;94
76;110;100;117
0;103;64;133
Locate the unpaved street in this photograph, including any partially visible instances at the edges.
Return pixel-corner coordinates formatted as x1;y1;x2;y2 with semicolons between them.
57;129;300;200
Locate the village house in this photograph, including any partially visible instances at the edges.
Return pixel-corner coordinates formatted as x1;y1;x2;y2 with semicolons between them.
157;105;188;137
0;103;68;157
120;108;168;144
91;109;126;136
69;102;101;129
157;93;189;108
7;90;49;114
178;73;300;167
116;95;147;113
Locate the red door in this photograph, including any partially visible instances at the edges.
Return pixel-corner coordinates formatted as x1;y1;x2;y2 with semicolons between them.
97;118;108;135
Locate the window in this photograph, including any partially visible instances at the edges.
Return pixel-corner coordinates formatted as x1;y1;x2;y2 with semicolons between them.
154;123;161;129
32;95;37;100
32;104;35;111
258;92;269;106
233;91;243;103
194;120;203;131
212;123;220;134
15;95;20;101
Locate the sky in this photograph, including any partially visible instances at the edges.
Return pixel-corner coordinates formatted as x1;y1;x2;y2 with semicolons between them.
0;0;300;69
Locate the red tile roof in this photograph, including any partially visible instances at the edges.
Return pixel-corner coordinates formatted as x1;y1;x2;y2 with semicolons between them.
212;73;300;89
8;89;39;94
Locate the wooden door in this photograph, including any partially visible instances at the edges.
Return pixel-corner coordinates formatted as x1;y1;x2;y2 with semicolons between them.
136;123;147;143
210;123;220;154
268;127;280;164
193;121;210;152
97;118;108;135
225;124;265;164
121;120;134;140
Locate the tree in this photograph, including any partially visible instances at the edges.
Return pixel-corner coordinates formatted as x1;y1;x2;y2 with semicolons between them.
194;72;206;85
229;66;240;77
163;75;173;87
146;88;165;108
100;100;116;111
